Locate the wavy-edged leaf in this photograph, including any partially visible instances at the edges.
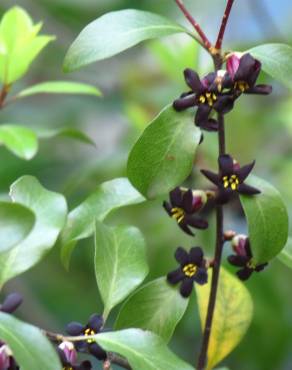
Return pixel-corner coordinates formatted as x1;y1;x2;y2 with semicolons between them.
115;277;188;342
0;312;61;370
196;268;253;370
278;237;292;269
0;202;35;253
64;9;188;72
60;178;144;269
0;125;38;160
127;105;201;199
240;176;288;263
249;43;292;89
17;81;101;98
95;221;148;317
0;176;67;287
95;329;194;370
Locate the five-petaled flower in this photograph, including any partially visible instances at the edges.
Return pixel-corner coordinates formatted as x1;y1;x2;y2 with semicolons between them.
58;341;92;370
66;314;107;361
201;154;260;203
0;293;23;314
173;68;234;131
226;52;272;96
163;187;208;236
167;247;208;298
228;234;268;280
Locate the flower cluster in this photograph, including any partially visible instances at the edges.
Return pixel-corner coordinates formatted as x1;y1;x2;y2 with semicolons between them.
173;53;272;131
227;234;268;280
66;314;107;361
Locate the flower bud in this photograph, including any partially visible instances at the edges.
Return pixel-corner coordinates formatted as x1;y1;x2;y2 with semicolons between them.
226;52;244;79
192;190;208;211
0;345;11;370
0;293;23;314
58;341;77;365
231;234;248;256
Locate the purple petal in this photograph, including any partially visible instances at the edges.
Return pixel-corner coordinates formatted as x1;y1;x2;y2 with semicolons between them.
234;53;258;81
178;221;194;236
167;268;184;284
226;54;241;80
180;278;193;298
163;201;172;216
237;161;255;181
66;322;85;336
169;187;183;207
182;189;193;213
194;268;208;285
238;183;261;195
228;255;249;267
255;263;268;272
173;95;196;111
184;69;202;92
213;95;234;114
195;104;212;126
218;154;234;175
1;293;23;313
189;247;203;265
245;84;272;95
89;342;107;360
198;118;219;132
185;215;208;229
237;267;253;281
88;314;103;332
175;247;189;265
201;169;220;186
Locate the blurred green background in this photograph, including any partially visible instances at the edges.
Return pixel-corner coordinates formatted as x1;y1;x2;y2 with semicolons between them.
1;0;292;369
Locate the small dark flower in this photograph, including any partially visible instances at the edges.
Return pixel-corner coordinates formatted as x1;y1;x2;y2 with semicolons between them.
0;293;23;314
66;314;107;361
173;69;234;131
163;187;208;236
226;53;272;95
58;341;92;370
167;247;208;298
201;154;260;203
228;235;268;280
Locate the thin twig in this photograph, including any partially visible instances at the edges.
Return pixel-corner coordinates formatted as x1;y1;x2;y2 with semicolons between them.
175;0;212;50
215;0;235;50
197;114;226;370
0;84;10;109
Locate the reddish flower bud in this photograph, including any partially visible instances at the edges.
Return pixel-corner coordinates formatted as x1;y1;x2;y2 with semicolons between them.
226;52;243;80
58;341;77;365
0;345;11;370
231;234;248;256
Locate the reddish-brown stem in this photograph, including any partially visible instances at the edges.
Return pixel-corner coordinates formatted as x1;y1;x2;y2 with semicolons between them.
0;84;10;109
175;0;212;50
215;0;235;50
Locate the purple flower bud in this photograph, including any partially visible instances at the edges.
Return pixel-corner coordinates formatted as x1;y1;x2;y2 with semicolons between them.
192;190;207;212
0;345;11;370
226;52;243;79
58;341;77;365
232;234;248;256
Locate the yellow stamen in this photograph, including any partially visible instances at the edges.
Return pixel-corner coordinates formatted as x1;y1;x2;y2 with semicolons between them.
235;81;249;92
247;260;256;269
222;174;240;190
171;207;185;223
84;328;96;343
199;92;217;107
183;263;197;277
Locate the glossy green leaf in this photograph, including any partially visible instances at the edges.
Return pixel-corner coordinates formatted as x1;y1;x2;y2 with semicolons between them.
37;127;95;146
0;202;35;253
60;178;144;269
0;176;67;287
0;312;61;370
17;81;101;98
196;268;253;370
0;7;54;83
115;277;188;342
248;43;292;89
64;9;188;71
0;125;38;160
240;176;288;263
127;105;201;199
278;237;292;269
95;221;148;317
95;329;194;370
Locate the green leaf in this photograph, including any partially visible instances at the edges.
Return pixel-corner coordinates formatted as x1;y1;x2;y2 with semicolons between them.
196;268;253;370
60;178;144;269
127;105;201;199
0;125;38;160
95;221;148;317
37;127;96;147
64;9;188;72
239;176;289;263
0;202;35;253
0;6;55;84
95;329;194;370
248;43;292;89
0;176;67;287
115;277;188;342
0;312;61;370
278;237;292;269
17;81;102;98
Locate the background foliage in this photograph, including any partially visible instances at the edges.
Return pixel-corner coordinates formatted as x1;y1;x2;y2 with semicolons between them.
0;1;292;369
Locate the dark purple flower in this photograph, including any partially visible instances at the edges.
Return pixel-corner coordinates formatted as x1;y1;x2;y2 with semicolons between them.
173;69;234;131
201;154;260;203
0;293;23;314
163;187;208;236
167;247;208;298
226;53;272;95
0;344;18;370
66;314;106;361
228;235;268;280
